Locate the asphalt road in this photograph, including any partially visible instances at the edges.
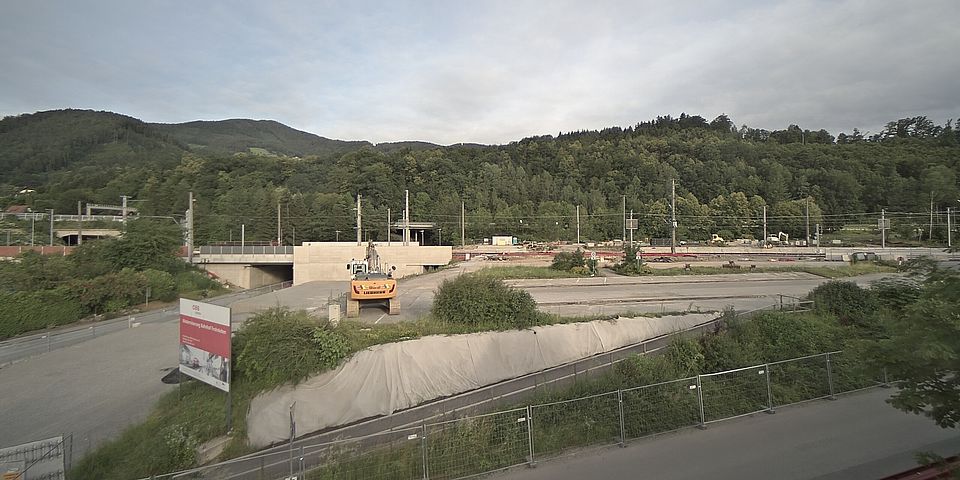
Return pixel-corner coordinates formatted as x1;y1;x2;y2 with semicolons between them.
491;388;960;480
0;263;893;456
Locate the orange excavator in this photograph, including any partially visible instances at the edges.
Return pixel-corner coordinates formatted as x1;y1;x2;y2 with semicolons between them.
346;242;399;318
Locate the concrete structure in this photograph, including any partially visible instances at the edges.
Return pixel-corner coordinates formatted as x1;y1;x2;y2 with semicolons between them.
54;228;121;245
491;235;516;246
194;246;293;289
293;242;452;284
201;263;292;289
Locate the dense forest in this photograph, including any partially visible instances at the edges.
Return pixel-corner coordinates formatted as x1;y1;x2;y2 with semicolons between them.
1;110;958;245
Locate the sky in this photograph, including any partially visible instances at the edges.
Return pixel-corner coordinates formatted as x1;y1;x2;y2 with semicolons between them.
1;0;958;145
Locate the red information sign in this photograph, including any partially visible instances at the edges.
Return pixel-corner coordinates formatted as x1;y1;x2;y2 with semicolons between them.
179;299;231;392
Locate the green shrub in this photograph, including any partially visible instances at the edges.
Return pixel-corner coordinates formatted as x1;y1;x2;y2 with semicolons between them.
142;268;177;301
174;270;220;294
808;281;879;326
234;308;348;386
870;277;921;311
432;274;544;329
551;249;585;271
0;290;84;339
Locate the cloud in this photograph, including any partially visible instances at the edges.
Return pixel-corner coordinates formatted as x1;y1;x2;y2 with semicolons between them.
1;0;958;144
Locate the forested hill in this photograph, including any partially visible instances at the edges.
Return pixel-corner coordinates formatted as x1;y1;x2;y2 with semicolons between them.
0;110;370;186
1;110;958;246
150;119;370;157
0;109;186;185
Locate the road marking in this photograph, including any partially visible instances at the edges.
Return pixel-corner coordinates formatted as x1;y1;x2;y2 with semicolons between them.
375;314;386;324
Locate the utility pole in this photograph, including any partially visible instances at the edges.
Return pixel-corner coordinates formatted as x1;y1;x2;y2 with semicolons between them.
241;224;245;248
387;208;391;246
670;179;677;254
77;201;83;246
948;207;952;248
461;201;465;247
277;202;282;246
187;192;194;264
762;205;767;248
48;209;54;246
30;214;35;246
576;205;581;244
805;198;810;247
121;195;129;231
929;194;934;241
629;209;634;249
881;209;886;249
404;190;410;246
355;194;362;246
622;195;626;244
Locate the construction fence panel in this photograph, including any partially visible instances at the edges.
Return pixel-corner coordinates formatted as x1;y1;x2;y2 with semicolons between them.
621;377;700;439
530;391;621;460
304;427;424;480
700;365;769;423
829;351;884;393
768;353;832;408
425;408;530;479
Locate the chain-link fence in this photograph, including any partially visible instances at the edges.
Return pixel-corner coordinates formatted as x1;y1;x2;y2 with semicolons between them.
136;350;883;480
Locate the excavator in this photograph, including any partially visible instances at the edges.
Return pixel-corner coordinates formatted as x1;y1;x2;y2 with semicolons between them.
346;242;399;318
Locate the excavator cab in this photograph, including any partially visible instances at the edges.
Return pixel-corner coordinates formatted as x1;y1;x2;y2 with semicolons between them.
345;243;400;318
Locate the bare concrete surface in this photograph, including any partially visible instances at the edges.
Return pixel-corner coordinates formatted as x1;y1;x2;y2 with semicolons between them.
0;320;177;457
492;388;960;480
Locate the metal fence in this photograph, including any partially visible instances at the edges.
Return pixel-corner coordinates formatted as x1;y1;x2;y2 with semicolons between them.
0;280;293;367
0;434;72;480
143;350;882;480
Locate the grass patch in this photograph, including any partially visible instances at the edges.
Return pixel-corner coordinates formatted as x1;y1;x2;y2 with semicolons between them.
472;265;586;280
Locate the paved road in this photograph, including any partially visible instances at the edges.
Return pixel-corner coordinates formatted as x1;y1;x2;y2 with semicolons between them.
492;388;960;480
0;264;893;455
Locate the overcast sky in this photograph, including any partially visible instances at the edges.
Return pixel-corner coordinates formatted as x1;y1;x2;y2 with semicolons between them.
1;1;958;145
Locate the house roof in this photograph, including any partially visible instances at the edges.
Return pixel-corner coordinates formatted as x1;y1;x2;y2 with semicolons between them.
4;205;30;214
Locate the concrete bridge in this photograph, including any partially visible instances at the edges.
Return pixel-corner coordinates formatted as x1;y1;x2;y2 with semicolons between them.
193;242;453;289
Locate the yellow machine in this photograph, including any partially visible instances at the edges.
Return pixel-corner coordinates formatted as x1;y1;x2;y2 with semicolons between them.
346;242;399;317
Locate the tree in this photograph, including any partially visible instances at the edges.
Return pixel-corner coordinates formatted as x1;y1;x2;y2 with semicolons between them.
110;219;184;271
864;261;960;428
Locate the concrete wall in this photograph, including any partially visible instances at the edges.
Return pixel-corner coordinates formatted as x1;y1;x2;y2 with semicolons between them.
294;242;452;284
201;263;291;289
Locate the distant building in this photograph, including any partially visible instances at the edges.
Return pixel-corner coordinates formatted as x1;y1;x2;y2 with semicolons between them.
491;235;517;246
4;205;30;214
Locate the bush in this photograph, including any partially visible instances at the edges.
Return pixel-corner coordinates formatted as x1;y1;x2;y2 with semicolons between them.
808;281;879;326
142;269;177;301
0;290;84;339
432;274;544;329
870;277;921;311
174;270;220;294
551;249;585;271
234;308;348;386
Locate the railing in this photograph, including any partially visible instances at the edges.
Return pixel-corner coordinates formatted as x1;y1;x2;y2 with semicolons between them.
0;212;127;222
143;348;883;480
197;246;294;255
0;280;293;367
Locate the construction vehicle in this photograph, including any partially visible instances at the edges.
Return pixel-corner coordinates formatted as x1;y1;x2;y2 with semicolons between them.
346;242;399;318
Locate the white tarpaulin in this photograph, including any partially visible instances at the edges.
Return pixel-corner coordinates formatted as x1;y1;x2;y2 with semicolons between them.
247;313;716;447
